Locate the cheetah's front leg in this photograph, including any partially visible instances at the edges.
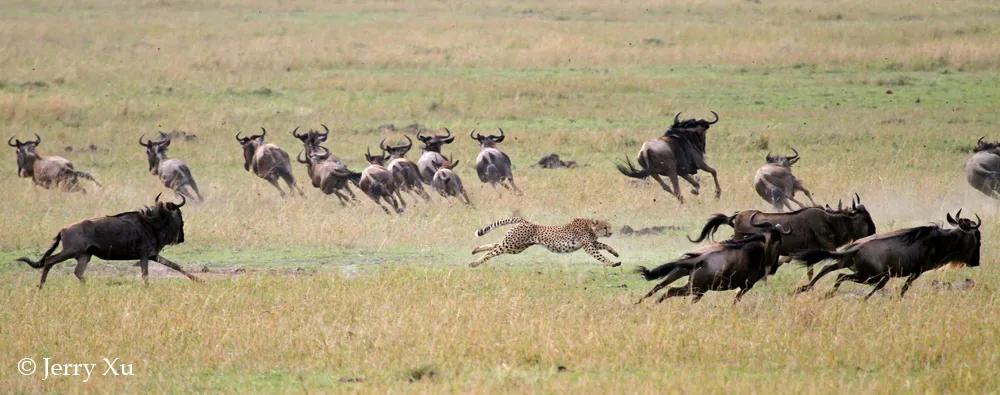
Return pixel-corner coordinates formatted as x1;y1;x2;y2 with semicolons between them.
584;244;621;267
593;241;619;258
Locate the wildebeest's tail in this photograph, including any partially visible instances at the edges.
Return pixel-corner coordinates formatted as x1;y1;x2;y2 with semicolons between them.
475;217;525;237
635;258;698;281
688;213;737;242
792;248;858;268
346;169;362;186
616;155;650;179
17;233;62;269
74;170;101;187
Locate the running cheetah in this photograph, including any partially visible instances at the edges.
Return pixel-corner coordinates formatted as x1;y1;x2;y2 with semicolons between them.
470;217;621;267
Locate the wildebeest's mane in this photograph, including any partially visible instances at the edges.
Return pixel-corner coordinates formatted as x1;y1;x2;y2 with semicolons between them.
889;225;941;245
109;204;168;221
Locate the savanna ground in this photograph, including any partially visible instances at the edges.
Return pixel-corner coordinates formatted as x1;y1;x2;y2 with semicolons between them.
2;1;1000;393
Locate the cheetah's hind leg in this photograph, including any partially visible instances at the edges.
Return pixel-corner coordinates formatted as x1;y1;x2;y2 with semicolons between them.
472;243;498;255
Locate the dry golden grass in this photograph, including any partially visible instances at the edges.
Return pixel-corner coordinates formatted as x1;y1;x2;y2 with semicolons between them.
1;0;999;393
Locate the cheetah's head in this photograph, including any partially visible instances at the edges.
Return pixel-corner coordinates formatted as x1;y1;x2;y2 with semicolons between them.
589;219;613;238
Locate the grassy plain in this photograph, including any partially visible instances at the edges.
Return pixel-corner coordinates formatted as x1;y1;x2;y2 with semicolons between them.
1;1;999;393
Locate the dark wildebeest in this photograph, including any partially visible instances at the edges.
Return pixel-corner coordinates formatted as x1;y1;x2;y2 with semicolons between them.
792;210;981;300
359;148;405;214
966;137;1000;199
16;194;201;289
296;146;361;205
382;136;431;202
471;128;520;193
431;154;471;205
8;134;101;192
139;133;204;202
689;194;876;278
635;215;790;304
235;128;303;198
416;128;455;183
617;112;721;204
754;148;816;211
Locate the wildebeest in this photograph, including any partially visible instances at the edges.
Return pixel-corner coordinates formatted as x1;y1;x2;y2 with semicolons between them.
139;133;204;202
793;210;981;300
754;148;816;211
290;124;331;150
296;146;361;205
471;128;520;193
359;148;405;214
16;194;201;289
431;154;471;205
416;128;455;183
965;137;1000;199
636;215;790;304
617;112;721;203
8;134;101;192
382;136;431;202
235;128;303;197
689;194;876;278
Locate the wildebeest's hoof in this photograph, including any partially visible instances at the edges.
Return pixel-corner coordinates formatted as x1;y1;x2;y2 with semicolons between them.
690;189;699;195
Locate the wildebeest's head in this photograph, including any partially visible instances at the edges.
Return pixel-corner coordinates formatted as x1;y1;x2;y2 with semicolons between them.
974;137;1000;153
297;146;331;165
667;111;719;133
440;154;460;170
364;147;390;166
143;193;187;244
380;135;413;158
946;209;982;267
291;124;330;148
846;193;877;237
8;134;41;177
417;128;455;152
470;128;505;149
236;128;267;171
139;133;171;172
765;148;800;168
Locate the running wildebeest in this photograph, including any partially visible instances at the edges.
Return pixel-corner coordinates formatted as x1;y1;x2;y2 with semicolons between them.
754;148;816;211
431;154;471;205
416;128;455;183
8;134;100;193
16;194;201;289
471;128;520;193
235;128;303;198
296;146;361;205
966;137;1000;199
359;147;405;214
139;133;204;202
792;210;981;300
636;214;790;304
689;194;876;278
617;112;721;204
381;136;431;202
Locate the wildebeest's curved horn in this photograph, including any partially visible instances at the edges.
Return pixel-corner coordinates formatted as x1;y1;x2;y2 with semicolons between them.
978;136;986;146
379;138;388;151
416;130;427;141
259;127;267;139
837;200;843;211
155;192;163;203
673;112;681;125
947;212;958;226
8;136;19;147
707;111;719;124
974;214;982;229
316;145;331;157
174;194;186;208
297;150;308;164
291;126;302;139
321;124;330;134
139;134;151;147
470;129;480;140
32;133;40;145
235;131;245;142
789;148;799;160
854;193;861;206
402;135;413;151
956;208;963;220
494;128;505;143
443;128;452;138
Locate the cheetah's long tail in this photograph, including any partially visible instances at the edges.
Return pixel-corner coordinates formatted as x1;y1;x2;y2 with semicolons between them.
475;217;525;237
